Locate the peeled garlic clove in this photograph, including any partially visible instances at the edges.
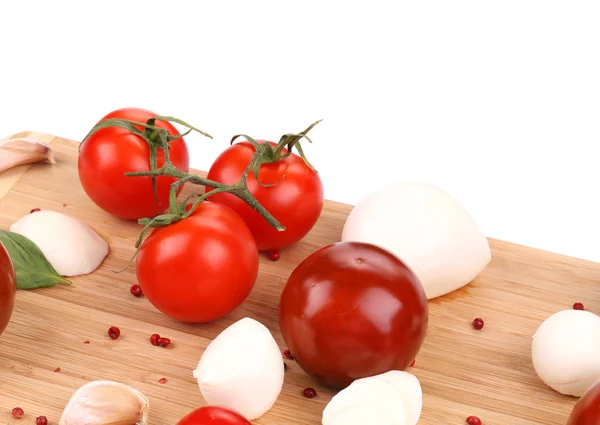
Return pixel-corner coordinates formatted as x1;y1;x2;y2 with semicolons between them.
10;210;109;276
0;137;55;173
59;380;149;425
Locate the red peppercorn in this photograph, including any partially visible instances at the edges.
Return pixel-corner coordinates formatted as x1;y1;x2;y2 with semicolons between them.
466;416;482;425
573;302;584;310
303;387;317;398
157;337;171;348
410;359;416;367
36;416;48;425
150;333;160;346
108;326;120;340
130;284;143;297
472;317;484;330
158;377;167;384
283;349;294;360
268;250;281;261
54;367;61;372
12;407;24;419
30;208;41;213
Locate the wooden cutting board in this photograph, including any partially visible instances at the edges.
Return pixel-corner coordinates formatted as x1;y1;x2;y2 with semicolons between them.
0;131;598;425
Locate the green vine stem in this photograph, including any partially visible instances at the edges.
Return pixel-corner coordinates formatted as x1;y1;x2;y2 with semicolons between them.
81;116;322;239
81;115;322;263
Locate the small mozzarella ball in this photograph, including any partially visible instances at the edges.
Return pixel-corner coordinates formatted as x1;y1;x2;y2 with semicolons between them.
330;406;394;425
193;317;284;420
371;371;422;425
322;378;407;425
532;309;600;396
10;210;108;276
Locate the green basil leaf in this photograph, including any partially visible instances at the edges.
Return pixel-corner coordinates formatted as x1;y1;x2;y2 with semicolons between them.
0;230;72;290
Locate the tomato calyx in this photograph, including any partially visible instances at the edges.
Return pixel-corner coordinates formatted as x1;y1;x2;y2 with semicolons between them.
230;119;322;187
81;115;212;203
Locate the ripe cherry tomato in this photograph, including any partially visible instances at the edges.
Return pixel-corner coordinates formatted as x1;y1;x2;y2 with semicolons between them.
0;241;16;336
176;406;251;425
567;379;600;424
136;202;259;323
278;241;429;389
206;141;323;251
78;107;189;220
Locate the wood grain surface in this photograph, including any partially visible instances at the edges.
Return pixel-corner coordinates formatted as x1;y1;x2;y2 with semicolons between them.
0;132;599;425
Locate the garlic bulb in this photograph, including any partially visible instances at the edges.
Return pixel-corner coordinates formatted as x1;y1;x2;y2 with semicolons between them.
0;137;55;173
59;380;149;425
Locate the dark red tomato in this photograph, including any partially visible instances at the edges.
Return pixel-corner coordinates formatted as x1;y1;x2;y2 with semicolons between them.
278;241;428;389
0;241;16;336
78;107;189;220
206;141;323;251
176;406;251;425
568;379;600;425
136;202;259;323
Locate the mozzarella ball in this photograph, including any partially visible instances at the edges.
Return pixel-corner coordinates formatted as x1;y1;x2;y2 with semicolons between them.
322;378;406;425
532;309;600;396
330;406;394;425
193;317;285;420
10;210;108;276
341;182;491;299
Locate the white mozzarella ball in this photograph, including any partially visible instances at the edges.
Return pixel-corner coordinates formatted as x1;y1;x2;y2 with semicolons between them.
330;406;395;425
342;182;491;299
322;378;406;425
193;317;285;420
532;309;600;396
10;210;108;276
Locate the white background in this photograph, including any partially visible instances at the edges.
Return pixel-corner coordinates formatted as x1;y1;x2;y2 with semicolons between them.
0;1;598;262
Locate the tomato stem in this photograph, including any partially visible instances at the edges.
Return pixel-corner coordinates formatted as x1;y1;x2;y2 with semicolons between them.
81;115;286;237
228;120;322;189
126;165;283;231
271;119;322;171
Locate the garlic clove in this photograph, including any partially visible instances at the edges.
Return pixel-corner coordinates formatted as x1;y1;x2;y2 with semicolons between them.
59;380;149;425
0;137;55;173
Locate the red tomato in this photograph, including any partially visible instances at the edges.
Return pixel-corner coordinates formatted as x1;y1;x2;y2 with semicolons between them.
78;107;189;220
0;241;16;336
176;406;251;425
206;141;323;251
136;202;259;323
567;379;600;425
278;241;429;389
